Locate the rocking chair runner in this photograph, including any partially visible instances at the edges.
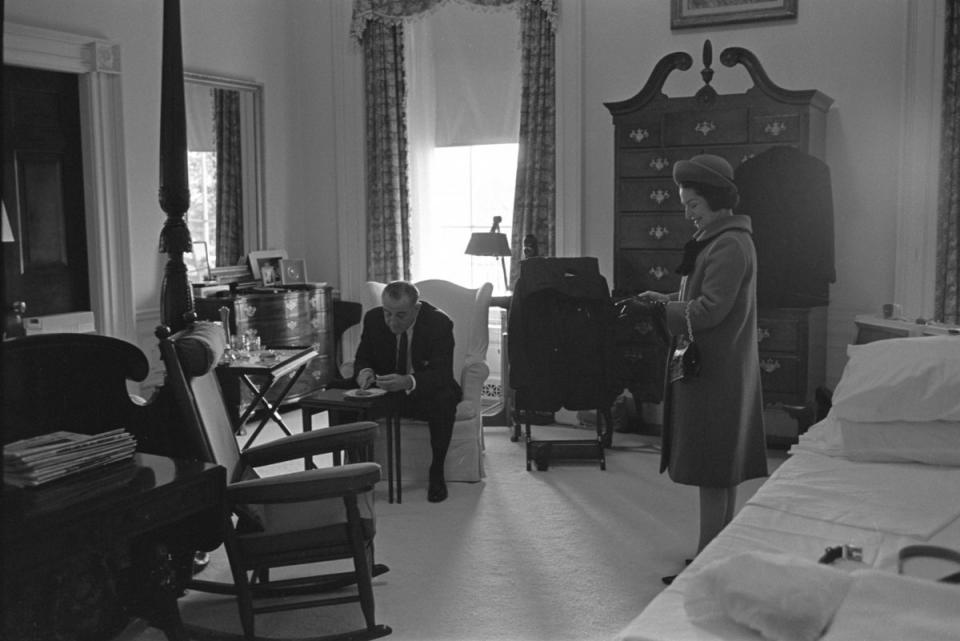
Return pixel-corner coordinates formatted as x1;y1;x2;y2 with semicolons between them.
157;321;391;640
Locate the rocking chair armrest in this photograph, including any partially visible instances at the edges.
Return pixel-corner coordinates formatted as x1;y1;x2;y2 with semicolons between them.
241;421;378;468
227;462;382;504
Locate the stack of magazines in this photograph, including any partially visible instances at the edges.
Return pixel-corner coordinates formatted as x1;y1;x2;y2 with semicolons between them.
3;428;137;488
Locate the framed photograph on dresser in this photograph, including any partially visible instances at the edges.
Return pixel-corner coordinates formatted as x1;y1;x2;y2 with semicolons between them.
671;0;798;30
280;259;307;285
248;249;287;285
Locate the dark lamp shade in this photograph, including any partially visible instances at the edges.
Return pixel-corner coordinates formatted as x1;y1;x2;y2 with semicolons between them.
465;232;511;257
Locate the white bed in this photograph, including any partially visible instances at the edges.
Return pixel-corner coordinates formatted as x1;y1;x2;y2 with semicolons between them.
616;335;960;641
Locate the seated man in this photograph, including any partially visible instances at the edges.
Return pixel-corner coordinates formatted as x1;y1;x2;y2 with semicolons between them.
354;280;460;503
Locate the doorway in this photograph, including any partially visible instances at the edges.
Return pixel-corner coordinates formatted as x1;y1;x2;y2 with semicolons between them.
3;65;91;324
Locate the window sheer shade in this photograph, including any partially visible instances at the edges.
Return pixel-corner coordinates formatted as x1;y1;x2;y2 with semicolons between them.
186;83;215;152
430;2;521;146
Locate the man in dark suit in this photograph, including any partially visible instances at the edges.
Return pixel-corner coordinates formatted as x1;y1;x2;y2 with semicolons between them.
354;281;460;502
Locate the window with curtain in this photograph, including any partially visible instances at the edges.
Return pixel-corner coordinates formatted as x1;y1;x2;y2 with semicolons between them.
186;83;218;276
417;143;518;290
406;1;521;295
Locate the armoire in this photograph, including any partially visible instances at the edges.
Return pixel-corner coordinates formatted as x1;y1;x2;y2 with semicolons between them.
605;42;835;446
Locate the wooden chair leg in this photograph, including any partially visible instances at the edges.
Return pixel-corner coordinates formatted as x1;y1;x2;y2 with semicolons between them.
345;496;377;630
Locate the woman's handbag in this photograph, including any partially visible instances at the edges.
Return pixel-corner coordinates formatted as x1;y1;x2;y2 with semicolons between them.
669;301;701;383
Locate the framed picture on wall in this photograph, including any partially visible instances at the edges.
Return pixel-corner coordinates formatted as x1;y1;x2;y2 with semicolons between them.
248;249;288;286
280;259;307;285
670;0;798;30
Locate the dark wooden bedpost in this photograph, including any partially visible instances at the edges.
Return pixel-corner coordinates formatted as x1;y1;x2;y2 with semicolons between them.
158;0;193;333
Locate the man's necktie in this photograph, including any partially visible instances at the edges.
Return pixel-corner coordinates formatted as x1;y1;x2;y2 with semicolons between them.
396;331;408;375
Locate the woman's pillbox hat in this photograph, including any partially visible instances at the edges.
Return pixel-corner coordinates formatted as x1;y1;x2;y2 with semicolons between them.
673;154;738;191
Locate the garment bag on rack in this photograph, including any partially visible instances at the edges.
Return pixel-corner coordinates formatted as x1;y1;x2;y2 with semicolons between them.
508;257;620;470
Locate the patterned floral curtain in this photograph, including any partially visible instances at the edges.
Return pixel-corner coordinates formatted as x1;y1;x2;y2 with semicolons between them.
352;0;521;40
214;88;243;267
509;0;557;287
936;0;960;324
362;20;412;281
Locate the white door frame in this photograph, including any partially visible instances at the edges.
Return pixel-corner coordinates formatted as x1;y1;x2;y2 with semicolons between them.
4;22;135;342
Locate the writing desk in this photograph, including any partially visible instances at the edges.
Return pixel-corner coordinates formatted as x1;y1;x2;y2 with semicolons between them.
2;452;225;641
217;346;317;449
300;388;403;503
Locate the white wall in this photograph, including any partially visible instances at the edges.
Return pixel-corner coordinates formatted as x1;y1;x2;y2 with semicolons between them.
4;0;944;389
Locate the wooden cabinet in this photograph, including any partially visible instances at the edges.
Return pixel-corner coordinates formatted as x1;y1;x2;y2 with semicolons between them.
605;42;834;445
605;42;832;298
757;306;826;405
194;284;335;408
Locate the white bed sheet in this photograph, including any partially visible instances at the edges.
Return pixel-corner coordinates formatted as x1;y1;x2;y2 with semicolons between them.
615;451;960;641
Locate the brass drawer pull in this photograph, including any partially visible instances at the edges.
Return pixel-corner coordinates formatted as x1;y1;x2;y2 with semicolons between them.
629;128;650;143
648;265;670;280
694;120;716;136
648;225;670;240
649;188;671;205
757;328;771;343
764;121;788;136
649;156;670;172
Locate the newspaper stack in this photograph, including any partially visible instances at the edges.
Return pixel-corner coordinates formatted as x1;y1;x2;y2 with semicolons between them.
3;428;137;488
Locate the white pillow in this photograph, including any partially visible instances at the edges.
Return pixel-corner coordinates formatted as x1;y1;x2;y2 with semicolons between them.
791;416;846;457
685;551;852;641
839;416;960;465
832;336;960;422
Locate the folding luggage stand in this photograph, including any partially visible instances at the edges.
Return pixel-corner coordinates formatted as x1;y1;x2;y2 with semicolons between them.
508;257;620;471
517;396;613;471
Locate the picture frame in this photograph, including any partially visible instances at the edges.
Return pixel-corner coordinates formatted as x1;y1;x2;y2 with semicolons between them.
280;259;307;285
247;249;288;285
670;0;798;30
184;240;212;282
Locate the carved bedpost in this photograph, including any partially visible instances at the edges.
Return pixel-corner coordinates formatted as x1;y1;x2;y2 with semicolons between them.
158;0;193;333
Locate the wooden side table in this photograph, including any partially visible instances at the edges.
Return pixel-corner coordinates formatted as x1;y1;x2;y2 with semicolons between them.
300;388;403;503
2;453;225;641
217;347;317;449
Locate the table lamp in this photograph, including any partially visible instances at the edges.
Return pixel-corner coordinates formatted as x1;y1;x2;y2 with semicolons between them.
465;216;511;291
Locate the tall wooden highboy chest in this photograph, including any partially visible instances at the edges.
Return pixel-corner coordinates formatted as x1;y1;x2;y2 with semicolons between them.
605;42;834;445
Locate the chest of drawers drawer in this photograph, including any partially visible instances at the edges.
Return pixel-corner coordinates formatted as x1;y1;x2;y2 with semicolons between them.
615;249;684;294
757;307;826;407
618;178;681;212
663;108;749;146
618;213;693;250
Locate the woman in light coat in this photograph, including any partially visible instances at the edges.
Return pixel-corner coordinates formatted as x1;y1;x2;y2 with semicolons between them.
636;154;767;583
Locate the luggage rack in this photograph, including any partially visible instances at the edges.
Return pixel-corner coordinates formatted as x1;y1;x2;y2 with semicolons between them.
519;395;613;471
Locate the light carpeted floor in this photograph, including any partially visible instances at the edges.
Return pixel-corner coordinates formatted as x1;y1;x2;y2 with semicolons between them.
120;411;784;641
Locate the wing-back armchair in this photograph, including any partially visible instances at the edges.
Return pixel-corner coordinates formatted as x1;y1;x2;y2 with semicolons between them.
359;279;493;482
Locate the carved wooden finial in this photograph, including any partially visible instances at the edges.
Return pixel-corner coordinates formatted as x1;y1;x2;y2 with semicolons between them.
696;40;717;104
